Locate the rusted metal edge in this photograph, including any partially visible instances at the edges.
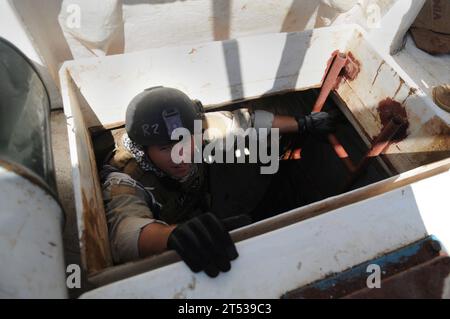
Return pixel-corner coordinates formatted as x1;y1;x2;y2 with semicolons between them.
343;52;360;81
343;256;450;299
281;236;446;299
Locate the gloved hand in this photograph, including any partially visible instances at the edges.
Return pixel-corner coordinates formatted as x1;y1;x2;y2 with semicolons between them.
295;112;337;135
167;213;251;277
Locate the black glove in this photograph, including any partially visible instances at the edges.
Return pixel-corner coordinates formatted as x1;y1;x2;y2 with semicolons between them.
295;112;337;135
167;213;251;278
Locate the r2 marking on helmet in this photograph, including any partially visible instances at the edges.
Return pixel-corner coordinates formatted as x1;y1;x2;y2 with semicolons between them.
142;123;160;136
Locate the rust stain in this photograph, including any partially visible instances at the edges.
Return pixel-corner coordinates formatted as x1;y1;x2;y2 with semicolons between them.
371;61;385;87
343;52;361;81
320;51;360;91
401;87;418;105
282;238;442;299
82;190;111;273
377;98;410;142
393;78;405;99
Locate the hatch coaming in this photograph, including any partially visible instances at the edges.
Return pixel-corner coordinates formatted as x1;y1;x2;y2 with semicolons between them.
60;24;450;286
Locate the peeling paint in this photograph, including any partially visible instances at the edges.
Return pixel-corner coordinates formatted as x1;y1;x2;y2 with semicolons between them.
81;191;112;273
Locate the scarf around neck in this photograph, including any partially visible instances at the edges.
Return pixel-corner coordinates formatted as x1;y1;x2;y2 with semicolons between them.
122;133;199;184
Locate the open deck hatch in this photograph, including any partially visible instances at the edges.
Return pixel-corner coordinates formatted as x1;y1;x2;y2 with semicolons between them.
60;25;450;285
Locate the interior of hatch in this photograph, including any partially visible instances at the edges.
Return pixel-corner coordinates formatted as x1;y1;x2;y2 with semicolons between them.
92;88;392;227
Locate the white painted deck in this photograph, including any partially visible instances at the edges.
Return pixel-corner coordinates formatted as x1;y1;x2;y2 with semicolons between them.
81;166;450;298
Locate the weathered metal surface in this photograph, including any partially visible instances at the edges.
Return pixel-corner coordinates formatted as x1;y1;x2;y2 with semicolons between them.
0;38;67;298
335;32;450;173
310;49;411;192
282;236;443;299
0;165;67;298
342;52;361;81
345;256;450;299
60;72;113;274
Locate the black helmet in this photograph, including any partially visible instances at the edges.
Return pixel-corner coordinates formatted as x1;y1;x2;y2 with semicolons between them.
125;86;203;146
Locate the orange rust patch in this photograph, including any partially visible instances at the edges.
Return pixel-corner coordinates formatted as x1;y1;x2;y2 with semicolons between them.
393;78;406;99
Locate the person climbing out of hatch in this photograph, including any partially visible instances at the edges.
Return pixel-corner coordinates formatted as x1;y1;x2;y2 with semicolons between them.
100;86;337;277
